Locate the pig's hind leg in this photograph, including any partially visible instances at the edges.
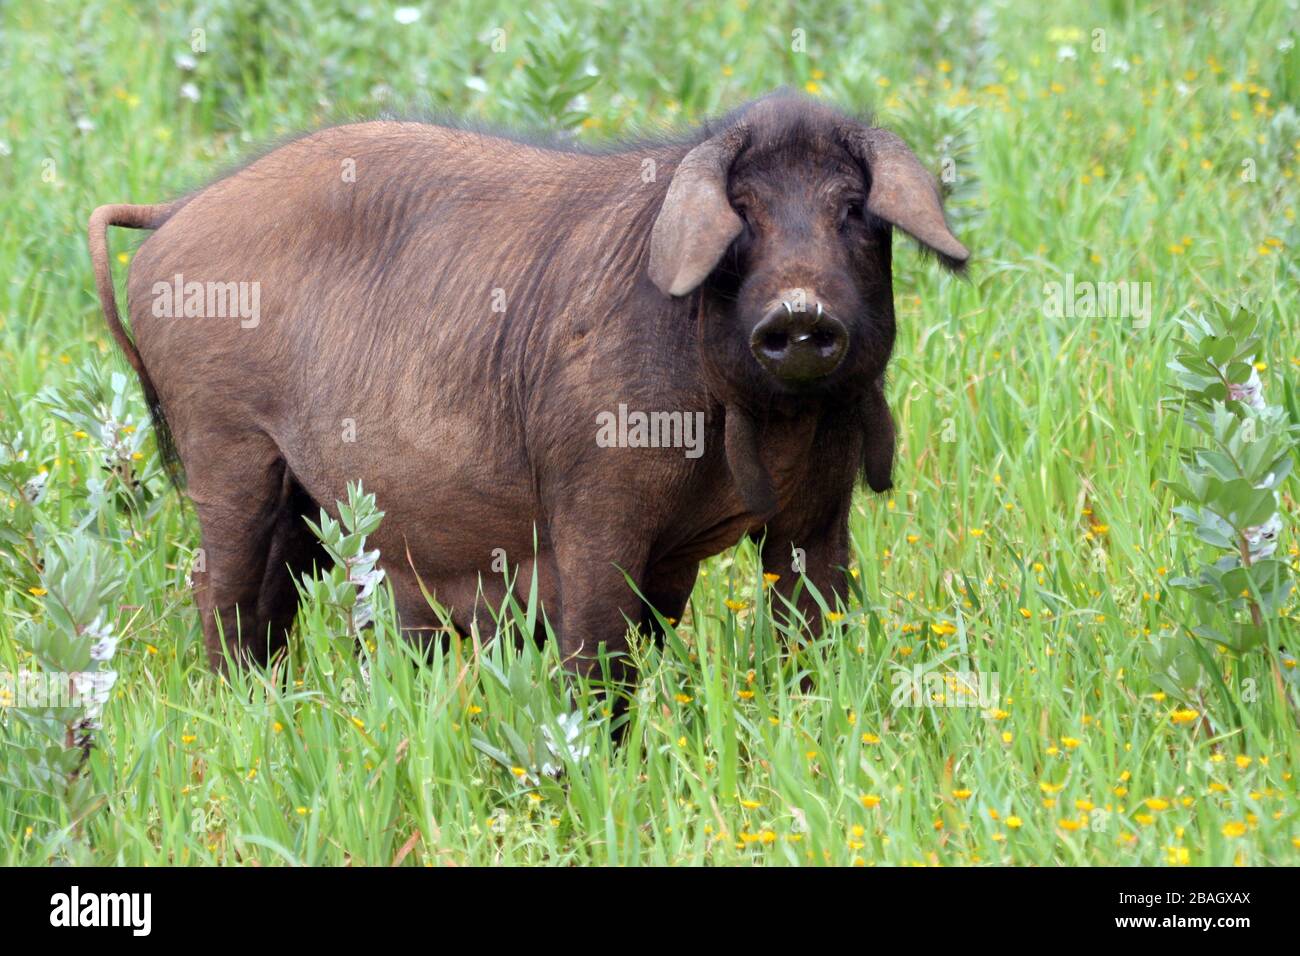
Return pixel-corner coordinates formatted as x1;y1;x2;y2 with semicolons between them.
186;434;318;670
639;560;699;641
255;473;329;656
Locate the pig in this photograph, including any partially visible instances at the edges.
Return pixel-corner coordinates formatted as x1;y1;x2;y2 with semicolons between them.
88;92;968;678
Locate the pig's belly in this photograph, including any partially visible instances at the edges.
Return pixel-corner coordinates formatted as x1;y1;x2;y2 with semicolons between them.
330;462;550;636
382;547;560;640
276;397;555;634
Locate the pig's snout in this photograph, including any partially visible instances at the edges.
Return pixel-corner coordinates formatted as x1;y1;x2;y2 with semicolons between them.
749;298;848;384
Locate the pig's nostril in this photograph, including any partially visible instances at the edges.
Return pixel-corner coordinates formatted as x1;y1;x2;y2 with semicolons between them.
761;331;790;354
810;326;838;351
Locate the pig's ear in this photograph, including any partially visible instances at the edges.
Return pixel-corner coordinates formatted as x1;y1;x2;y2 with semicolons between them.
840;126;969;270
648;131;746;297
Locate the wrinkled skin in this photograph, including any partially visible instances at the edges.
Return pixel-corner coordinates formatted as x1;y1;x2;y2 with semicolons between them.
90;92;967;680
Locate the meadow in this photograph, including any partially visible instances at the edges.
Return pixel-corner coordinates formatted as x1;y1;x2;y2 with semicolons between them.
1;0;1298;865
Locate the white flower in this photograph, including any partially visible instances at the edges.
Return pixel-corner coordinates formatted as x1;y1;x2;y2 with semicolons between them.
352;600;375;630
464;76;488;94
0;140;11;156
342;534;385;630
85;614;118;663
394;6;420;24
541;711;592;775
180;83;201;103
347;551;384;598
174;52;198;71
1244;512;1282;562
76;116;96;133
1056;45;1077;62
1110;57;1131;74
1228;367;1266;411
90;637;119;663
73;670;117;721
22;471;48;505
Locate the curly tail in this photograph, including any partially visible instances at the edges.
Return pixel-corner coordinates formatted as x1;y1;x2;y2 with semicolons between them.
88;201;185;485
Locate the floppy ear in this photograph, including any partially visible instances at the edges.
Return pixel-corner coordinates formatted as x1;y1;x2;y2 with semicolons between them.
648;129;747;297
840;126;969;269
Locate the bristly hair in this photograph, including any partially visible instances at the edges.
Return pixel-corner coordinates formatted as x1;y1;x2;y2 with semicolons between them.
168;88;886;201
162;88;964;280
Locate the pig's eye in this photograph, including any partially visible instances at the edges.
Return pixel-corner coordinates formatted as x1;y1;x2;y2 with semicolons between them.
839;199;866;230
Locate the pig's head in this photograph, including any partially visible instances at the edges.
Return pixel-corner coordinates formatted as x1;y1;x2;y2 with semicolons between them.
648;94;968;402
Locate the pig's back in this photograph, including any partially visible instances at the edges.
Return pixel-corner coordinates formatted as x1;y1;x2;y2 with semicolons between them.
121;120;677;513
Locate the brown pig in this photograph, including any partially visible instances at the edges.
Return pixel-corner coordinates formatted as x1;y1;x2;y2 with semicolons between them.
88;92;968;676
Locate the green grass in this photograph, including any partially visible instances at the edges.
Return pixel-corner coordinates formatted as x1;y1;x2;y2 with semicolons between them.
2;0;1299;865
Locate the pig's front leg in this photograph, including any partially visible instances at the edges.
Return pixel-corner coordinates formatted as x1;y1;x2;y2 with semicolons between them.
759;493;853;634
550;517;650;686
